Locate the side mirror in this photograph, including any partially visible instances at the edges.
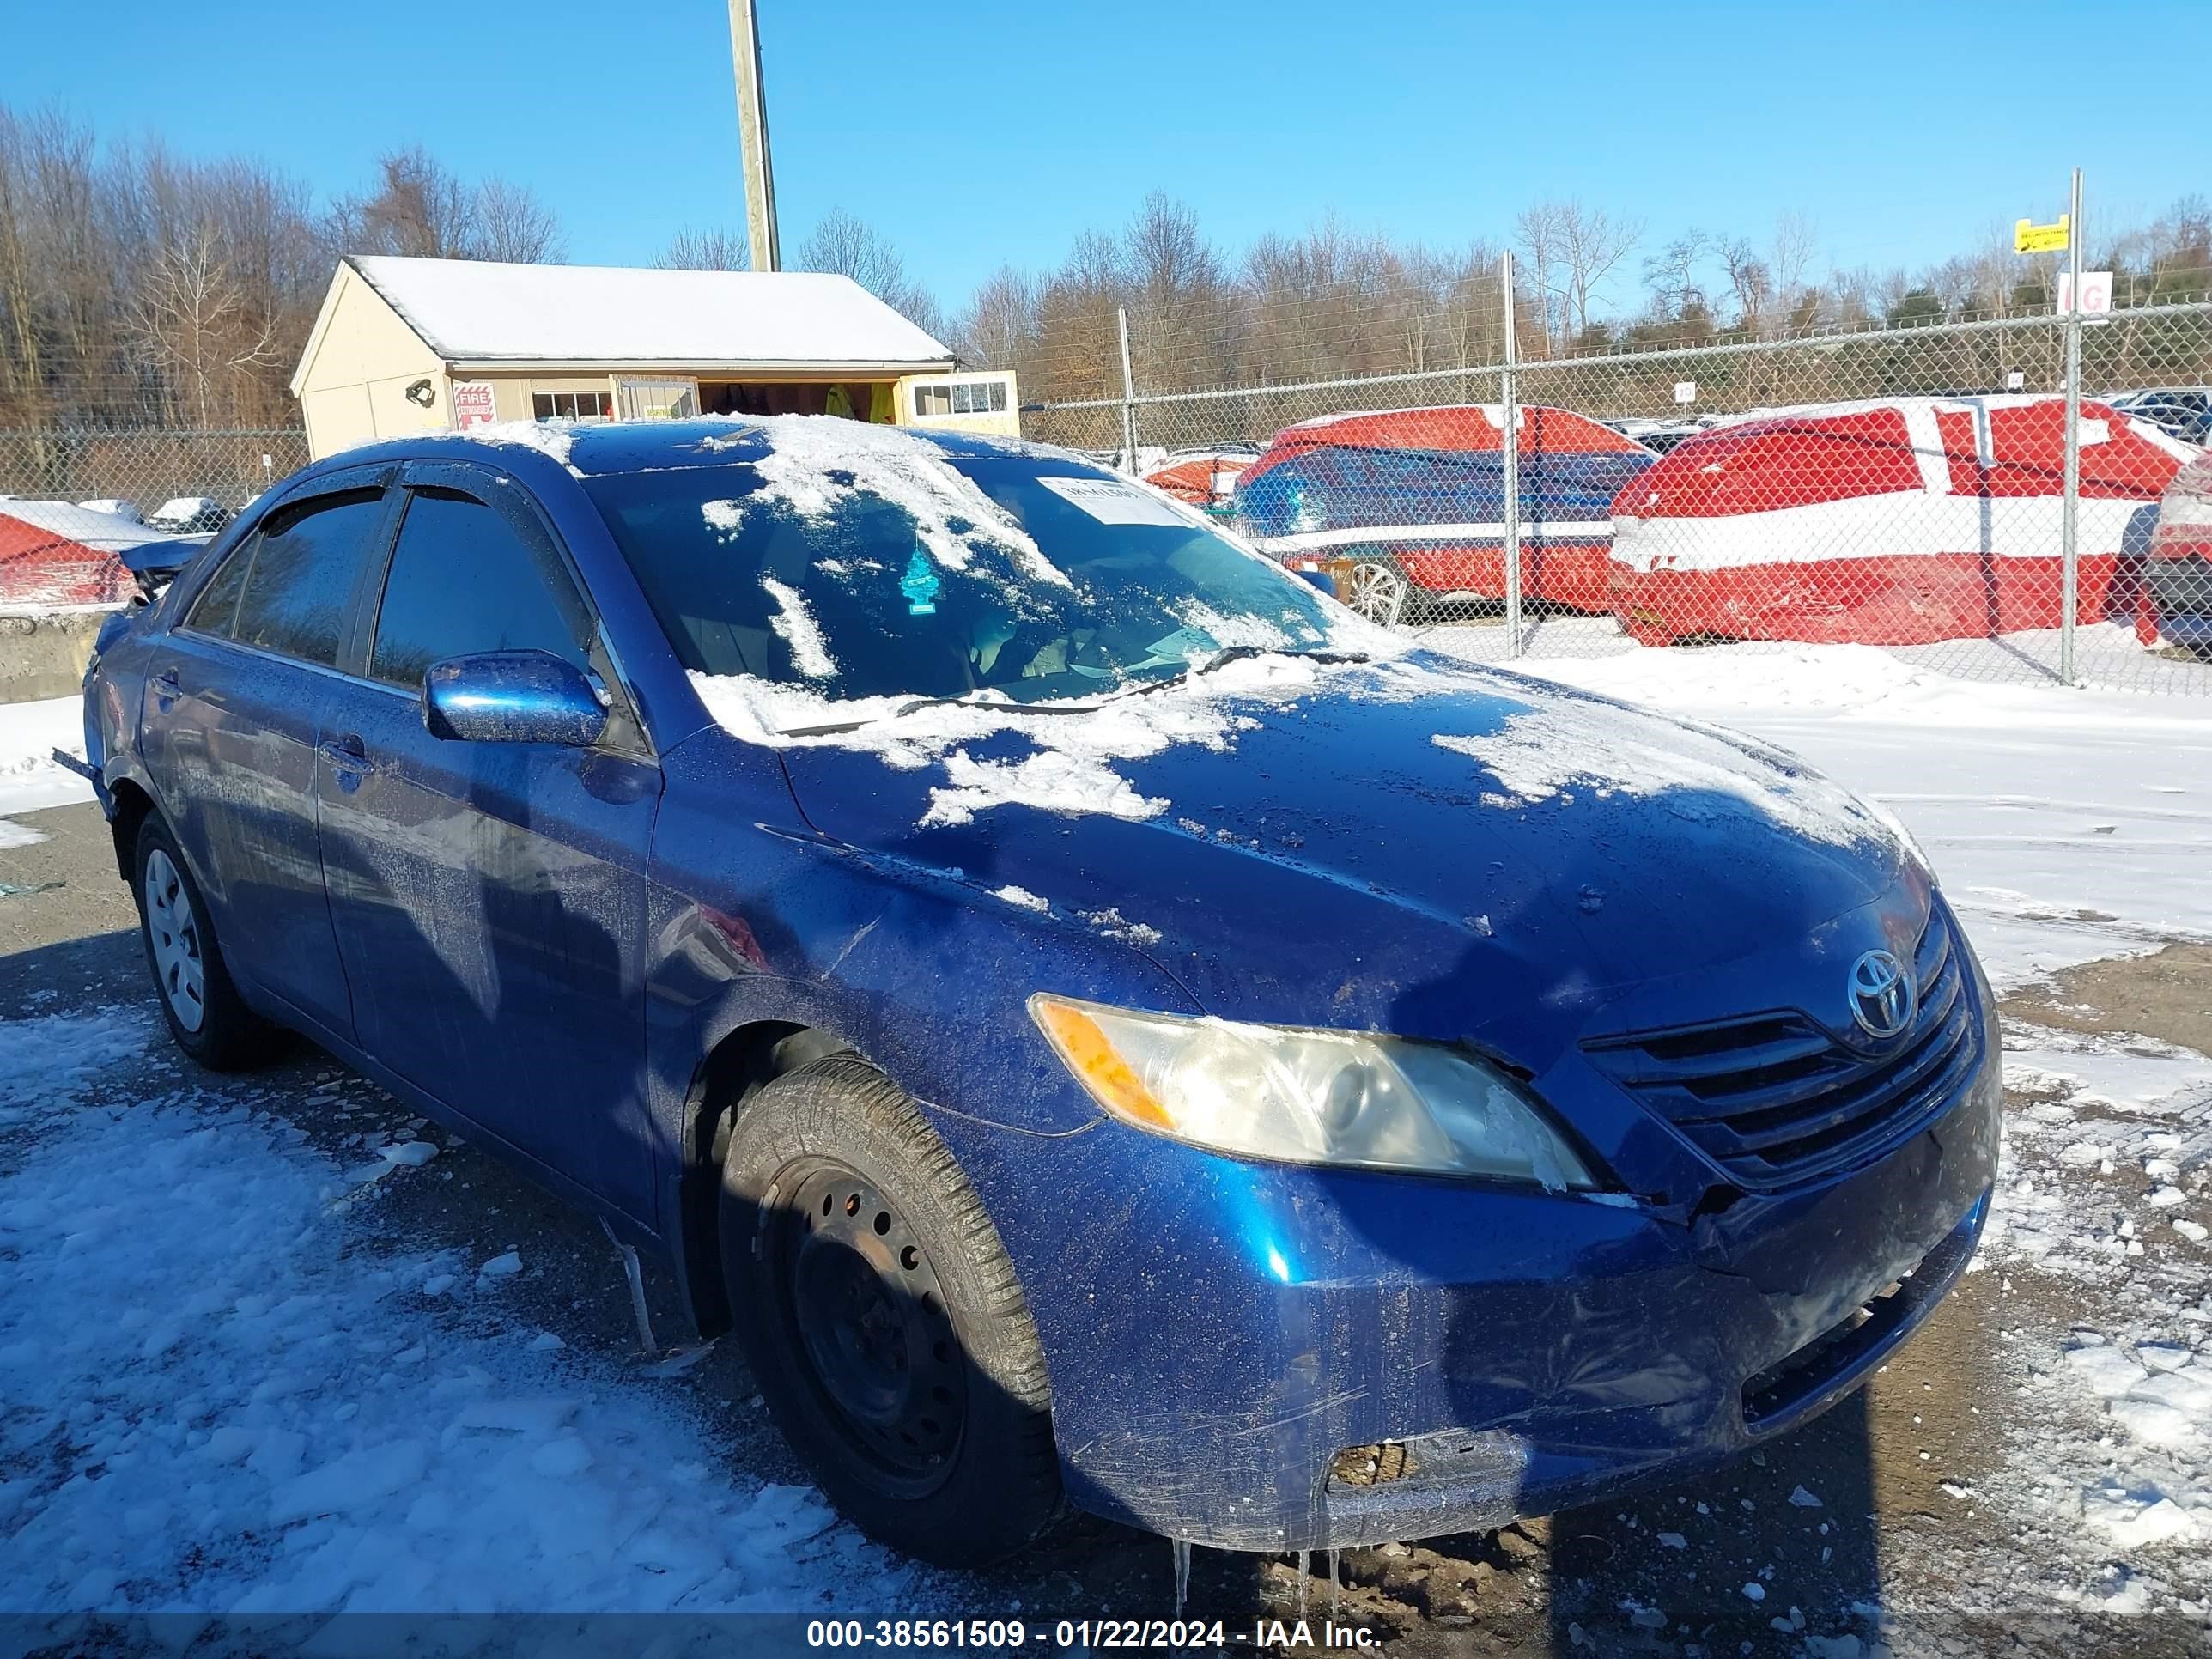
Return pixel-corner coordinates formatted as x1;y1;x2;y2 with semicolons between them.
422;649;608;746
1295;567;1340;599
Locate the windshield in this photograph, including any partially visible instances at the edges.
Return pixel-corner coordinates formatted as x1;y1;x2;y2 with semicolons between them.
582;441;1365;712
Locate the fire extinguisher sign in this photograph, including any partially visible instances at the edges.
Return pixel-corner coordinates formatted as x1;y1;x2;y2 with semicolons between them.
452;380;498;429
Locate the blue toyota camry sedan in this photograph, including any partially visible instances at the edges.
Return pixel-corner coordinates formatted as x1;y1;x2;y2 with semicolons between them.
80;417;1999;1567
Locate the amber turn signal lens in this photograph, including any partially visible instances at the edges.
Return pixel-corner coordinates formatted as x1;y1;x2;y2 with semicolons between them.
1029;996;1176;1128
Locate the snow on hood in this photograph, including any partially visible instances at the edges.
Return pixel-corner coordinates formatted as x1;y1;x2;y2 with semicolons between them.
692;416;1066;584
1430;700;1878;849
1377;654;1885;850
694;647;1888;866
690;652;1328;828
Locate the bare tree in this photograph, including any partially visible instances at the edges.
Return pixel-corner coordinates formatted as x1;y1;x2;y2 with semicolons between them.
1552;200;1643;343
657;227;751;270
1717;235;1774;332
325;147;563;264
127;228;280;426
794;207;947;337
475;177;564;263
348;147;476;258
1514;202;1564;351
954;265;1035;369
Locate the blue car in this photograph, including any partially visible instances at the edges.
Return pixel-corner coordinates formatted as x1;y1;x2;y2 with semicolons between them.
80;418;1999;1567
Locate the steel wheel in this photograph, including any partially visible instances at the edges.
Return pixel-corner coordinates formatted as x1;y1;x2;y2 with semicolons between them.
141;847;206;1033
778;1158;968;1490
1345;558;1409;625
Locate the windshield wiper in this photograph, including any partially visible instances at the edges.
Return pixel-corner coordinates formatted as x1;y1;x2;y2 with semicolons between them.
775;647;1376;737
778;692;1097;738
1120;643;1375;694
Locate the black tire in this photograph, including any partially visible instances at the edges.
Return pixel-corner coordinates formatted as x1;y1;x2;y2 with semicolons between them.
719;1056;1062;1566
132;816;280;1071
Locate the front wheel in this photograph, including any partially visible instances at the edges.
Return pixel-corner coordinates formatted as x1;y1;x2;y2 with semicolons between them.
134;817;279;1070
719;1057;1062;1566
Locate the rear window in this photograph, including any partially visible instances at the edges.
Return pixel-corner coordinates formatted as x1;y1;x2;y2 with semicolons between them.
222;488;386;667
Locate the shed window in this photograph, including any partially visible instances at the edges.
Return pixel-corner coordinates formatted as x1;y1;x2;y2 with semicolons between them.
913;380;1008;418
532;390;613;421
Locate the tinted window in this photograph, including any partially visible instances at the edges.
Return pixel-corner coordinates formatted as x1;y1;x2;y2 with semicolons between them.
182;544;252;637
228;489;386;665
369;488;592;689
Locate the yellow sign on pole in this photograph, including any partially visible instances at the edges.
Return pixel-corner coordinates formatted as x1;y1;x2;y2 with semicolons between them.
2015;215;2070;254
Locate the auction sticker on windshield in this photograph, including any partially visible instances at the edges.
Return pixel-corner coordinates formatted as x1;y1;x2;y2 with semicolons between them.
1038;475;1190;526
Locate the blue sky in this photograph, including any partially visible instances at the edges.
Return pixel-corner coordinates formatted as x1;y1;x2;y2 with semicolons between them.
6;0;2207;315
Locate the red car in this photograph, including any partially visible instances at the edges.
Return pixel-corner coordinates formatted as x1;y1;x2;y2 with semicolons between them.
1607;397;2194;647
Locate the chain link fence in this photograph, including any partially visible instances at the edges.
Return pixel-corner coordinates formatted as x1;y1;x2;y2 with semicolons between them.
1034;294;2212;696
0;427;308;522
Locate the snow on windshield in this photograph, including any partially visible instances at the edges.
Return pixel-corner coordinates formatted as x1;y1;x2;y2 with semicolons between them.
758;576;836;680
690;653;1328;828
694;416;1066;584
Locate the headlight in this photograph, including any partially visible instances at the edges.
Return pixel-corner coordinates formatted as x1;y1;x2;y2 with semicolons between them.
1029;994;1596;1189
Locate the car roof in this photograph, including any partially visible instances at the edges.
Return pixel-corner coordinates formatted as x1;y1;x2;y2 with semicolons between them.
307;418;1073;491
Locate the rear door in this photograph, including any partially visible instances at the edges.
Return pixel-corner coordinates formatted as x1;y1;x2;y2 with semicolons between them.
141;466;397;1036
313;459;661;1220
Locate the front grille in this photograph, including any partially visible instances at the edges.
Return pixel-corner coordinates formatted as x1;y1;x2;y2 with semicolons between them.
1583;907;1979;1190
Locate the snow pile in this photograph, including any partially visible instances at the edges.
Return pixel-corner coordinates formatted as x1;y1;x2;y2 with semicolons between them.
693;416;1061;582
0;1016;927;1615
0;694;94;816
690;651;1323;829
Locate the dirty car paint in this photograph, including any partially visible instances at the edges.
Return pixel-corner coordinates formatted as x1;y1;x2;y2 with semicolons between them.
88;419;2002;1554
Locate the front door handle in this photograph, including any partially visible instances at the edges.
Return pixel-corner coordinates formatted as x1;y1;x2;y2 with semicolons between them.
317;733;370;789
150;669;181;709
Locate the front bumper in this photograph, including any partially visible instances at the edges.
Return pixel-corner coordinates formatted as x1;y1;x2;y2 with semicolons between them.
936;993;2002;1552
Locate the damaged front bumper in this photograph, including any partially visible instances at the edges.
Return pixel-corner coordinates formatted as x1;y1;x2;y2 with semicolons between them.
940;1002;2002;1553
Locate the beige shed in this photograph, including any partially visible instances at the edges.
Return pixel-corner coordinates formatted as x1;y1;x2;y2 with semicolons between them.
289;256;1019;459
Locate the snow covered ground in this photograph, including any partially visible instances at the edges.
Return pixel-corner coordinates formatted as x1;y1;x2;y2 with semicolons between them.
0;1012;935;1620
0;641;2208;1647
0;695;92;817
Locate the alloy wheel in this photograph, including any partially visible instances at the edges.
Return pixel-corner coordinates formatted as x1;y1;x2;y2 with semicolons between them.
142;848;206;1033
1345;560;1408;626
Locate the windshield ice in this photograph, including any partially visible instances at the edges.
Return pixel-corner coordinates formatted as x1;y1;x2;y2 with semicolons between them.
582;425;1377;720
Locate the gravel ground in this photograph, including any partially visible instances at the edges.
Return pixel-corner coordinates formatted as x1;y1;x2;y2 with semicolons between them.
1;798;2206;1656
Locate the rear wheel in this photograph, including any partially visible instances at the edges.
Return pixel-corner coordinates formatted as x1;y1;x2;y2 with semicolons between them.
1343;554;1419;626
719;1056;1062;1566
133;817;278;1070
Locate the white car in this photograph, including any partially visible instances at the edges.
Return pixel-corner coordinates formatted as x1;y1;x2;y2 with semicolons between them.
78;497;144;523
146;496;233;534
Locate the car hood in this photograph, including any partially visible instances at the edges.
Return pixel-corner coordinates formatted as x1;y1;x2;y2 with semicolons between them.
756;652;1919;1065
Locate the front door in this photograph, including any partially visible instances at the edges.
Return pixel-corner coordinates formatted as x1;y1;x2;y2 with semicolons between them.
142;472;396;1036
313;461;661;1222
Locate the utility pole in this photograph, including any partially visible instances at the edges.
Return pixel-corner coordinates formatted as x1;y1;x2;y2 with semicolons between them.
2059;167;2083;686
728;0;781;271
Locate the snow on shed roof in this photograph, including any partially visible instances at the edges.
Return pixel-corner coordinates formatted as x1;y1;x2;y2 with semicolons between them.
348;256;957;369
